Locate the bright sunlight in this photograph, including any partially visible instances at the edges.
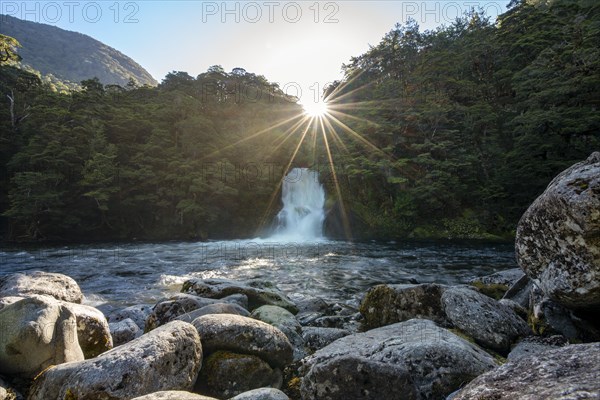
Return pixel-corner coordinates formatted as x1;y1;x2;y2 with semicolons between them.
303;100;329;117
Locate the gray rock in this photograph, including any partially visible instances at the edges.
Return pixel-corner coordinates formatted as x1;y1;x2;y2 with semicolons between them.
529;284;600;341
251;305;306;361
359;283;448;330
507;335;568;362
301;327;350;353
197;351;283;399
229;388;289;400
131;391;217;400
453;343;600;399
498;299;528;320
0;295;84;377
300;319;497;400
516;152;600;308
192;314;293;368
108;304;153;330
146;293;248;331
502;274;534;309
110;318;141;346
0;271;83;303
469;269;525;299
176;302;250;323
183;278;297;313
290;295;329;314
62;302;113;359
442;286;531;354
28;321;202;400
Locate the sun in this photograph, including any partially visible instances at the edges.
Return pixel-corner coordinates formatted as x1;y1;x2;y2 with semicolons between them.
303;100;329;118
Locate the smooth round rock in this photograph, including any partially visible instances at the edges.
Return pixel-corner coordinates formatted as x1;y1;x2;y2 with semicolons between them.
28;321;202;400
110;318;142;346
192;314;293;368
176;302;250;323
442;286;531;354
300;319;497;400
516;152;600;308
131;391;217;400
0;271;83;303
0;295;84;377
197;351;282;398
63;302;113;358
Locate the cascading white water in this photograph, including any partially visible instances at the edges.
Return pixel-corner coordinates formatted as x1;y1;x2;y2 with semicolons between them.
271;168;325;241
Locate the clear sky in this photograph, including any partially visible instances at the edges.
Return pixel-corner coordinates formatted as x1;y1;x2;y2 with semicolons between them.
1;1;510;104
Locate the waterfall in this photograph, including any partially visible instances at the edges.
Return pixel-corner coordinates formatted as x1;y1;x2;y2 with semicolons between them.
271;168;325;241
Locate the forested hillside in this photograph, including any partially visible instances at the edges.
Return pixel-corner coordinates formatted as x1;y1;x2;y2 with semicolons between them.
0;15;157;88
0;0;598;242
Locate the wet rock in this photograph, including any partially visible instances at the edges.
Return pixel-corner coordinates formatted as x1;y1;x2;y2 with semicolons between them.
28;321;202;400
132;392;216;400
442;286;531;354
197;351;282;398
146;293;246;331
469;269;525;300
300;319;497;400
515;152;600;309
453;343;600;399
176;302;250;323
64;302;113;359
229;388;289;400
182;278;297;313
301;327;350;353
110;318;141;346
251;305;306;361
507;335;568;362
0;271;83;303
290;295;329;314
359;283;448;330
192;314;293;368
0;295;84;377
529;284;600;341
108;304;153;330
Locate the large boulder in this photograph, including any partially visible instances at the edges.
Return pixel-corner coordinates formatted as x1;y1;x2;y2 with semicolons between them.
0;271;83;303
300;319;497;400
359;283;448;330
182;279;297;313
197;351;283;398
63;302;113;358
515;152;600;309
192;314;293;368
453;343;600;399
507;335;568;362
131;392;217;400
251;305;305;361
441;286;531;354
28;321;202;400
0;295;84;377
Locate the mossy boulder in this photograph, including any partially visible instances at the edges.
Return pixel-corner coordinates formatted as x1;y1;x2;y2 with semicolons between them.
359;283;449;330
197;351;282;398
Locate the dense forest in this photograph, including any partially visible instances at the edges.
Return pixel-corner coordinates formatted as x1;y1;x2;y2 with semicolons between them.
0;0;598;242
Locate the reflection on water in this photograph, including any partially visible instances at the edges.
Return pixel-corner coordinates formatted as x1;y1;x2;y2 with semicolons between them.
0;240;516;310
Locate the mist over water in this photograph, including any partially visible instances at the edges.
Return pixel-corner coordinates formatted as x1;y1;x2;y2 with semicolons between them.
271;168;325;242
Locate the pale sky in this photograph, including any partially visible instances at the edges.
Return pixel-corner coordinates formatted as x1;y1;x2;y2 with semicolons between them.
1;1;509;105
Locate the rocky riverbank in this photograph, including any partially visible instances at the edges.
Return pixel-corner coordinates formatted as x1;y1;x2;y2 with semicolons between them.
0;152;599;400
